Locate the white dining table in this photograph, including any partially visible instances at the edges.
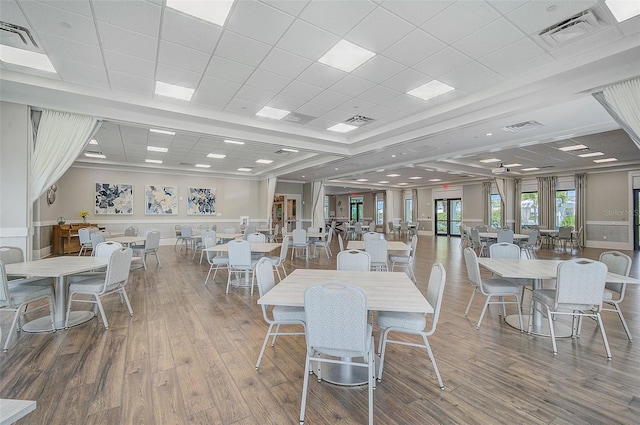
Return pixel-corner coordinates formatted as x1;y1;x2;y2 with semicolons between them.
476;258;640;336
258;269;432;386
6;256;110;331
206;242;281;287
0;399;36;425
479;232;529;241
347;240;410;251
108;235;146;246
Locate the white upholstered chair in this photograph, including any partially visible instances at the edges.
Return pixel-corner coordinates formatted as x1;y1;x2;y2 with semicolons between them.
132;230;161;270
203;233;228;286
78;227;93;256
226;240;258;295
389;235;417;281
336;249;371;272
599;251;633;341
365;238;388;271
290;229;309;260
268;236;289;281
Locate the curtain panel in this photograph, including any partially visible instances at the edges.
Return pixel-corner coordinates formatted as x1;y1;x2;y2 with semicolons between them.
411;189;418;222
311;181;325;229
574;173;587;247
266;177;277;228
537;176;557;230
514;179;522;232
482;182;492;226
30;109;102;203
593;77;640;148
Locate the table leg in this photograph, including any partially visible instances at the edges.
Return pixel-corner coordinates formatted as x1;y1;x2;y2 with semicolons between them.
22;276;94;333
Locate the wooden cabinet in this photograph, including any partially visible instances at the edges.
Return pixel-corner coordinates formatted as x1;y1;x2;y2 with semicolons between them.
52;223;102;255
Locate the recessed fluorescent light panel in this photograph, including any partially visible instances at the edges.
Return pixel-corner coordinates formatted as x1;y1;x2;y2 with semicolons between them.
318;39;375;72
149;128;175;135
89;139;98;145
256;106;290;120
521;167;540;171
155;81;194;101
256;159;273;164
195;164;211;168
327;123;358;133
479;158;501;163
147;146;168;153
503;163;521;167
224;139;244;145
409;176;423;180
281;148;299;153
84;152;106;159
398;182;408;186
558;144;587;152
166;0;234;26
0;45;56;73
605;0;640;22
237;167;252;172
145;159;163;164
207;153;226;159
593;158;618;163
429;178;442;182
356;179;369;182
386;174;401;177
578;152;604;158
407;80;454;101
378;180;390;184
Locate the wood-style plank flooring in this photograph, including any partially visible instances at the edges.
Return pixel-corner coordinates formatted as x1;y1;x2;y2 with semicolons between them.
1;235;639;424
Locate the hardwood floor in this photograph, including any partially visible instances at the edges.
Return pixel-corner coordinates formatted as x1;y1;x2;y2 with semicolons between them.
1;235;639;424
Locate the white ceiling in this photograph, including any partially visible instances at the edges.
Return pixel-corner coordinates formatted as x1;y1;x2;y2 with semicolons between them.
1;0;639;193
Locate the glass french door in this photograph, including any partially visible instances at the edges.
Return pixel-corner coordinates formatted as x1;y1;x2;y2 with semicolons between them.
435;198;462;236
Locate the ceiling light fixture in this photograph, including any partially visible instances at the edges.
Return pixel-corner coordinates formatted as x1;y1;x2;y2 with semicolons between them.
154;81;194;101
356;179;368;182
593;158;618;163
605;0;640;22
378;180;390;184
318;39;375;72
479;158;501;163
503;163;521;167
147;146;168;153
89;139;98;145
224;139;244;145
558;144;587;152
238;167;252;172
207;153;226;159
327;123;358;133
398;182;408;186
166;0;235;26
256;159;273;164
386;174;401;177
521;167;540;171
281;148;299;153
145;159;162;164
256;106;290;120
149;128;175;135
195;164;211;168
409;176;423;180
578;152;604;158
428;178;442;182
84;152;106;159
407;80;454;101
0;45;56;72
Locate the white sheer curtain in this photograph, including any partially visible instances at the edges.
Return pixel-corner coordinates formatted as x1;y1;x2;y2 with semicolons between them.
593;77;640;148
494;178;507;228
482;182;492;225
574;173;587;247
411;189;418;222
266;177;277;228
311;180;325;229
30;109;102;202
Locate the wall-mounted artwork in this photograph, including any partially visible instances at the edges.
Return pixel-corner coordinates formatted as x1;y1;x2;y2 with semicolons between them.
145;185;178;215
95;183;133;214
187;187;216;215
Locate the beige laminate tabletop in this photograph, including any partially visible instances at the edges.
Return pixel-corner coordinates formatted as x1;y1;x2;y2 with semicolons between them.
347;241;410;251
0;399;36;425
284;231;326;239
204;242;281;253
5;256;110;278
108;235;146;245
479;232;529;240
258;269;432;313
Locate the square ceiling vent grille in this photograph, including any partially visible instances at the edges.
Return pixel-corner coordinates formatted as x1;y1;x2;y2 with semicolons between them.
501;120;544;133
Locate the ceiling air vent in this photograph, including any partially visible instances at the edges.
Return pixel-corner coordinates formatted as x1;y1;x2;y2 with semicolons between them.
281;112;315;125
501;120;544;133
539;9;601;47
344;115;375;126
0;21;39;47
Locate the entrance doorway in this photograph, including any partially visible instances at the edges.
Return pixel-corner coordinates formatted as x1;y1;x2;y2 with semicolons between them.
435;198;462;236
273;193;302;232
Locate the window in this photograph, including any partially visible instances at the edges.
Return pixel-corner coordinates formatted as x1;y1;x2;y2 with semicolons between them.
404;199;413;222
375;195;384;225
350;196;363;221
556;189;575;228
490;194;501;228
324;195;329;219
520;192;538;228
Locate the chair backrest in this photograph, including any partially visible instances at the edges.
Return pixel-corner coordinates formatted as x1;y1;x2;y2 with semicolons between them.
527;229;539;244
244;225;257;238
426;263;447;333
463;247;481;288
354;222;362;232
78;227;92;244
304;282;369;357
476;225;488;232
599;251;632;294
0;246;24;264
124;226;138;236
363;232;382;242
247;232;266;243
181;226;193;238
470;228;481;244
555;259;607;308
103;247;133;293
496;229;514;243
204;234;218;263
388;221;394;231
338;235;345;252
400;222;408;231
200;229;216;244
365;238;388;266
292;229;307;245
228;240;252;268
174;225;182;237
94;241;123;257
408;235;418;260
273;223;280;238
278;236;290;263
255;257;276;297
0;260;11;303
145;230;161;250
336;249;371;271
489;242;520;259
90;232;106;250
558;226;572;239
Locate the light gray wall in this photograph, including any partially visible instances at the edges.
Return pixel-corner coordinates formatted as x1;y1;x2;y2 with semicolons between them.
586;171;628;221
417;188;432;231
462;183;484;226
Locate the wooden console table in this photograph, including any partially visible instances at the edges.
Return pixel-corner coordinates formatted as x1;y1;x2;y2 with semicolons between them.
52;223;103;255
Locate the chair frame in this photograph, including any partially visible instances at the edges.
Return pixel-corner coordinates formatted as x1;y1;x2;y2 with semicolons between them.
269;236;290;281
389;235;417;281
599;251;633;341
226;240;257;295
204;233;228;286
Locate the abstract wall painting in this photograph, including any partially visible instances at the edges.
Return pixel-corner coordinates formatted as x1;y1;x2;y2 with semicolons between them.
145;185;178;215
95;183;133;214
187;187;216;215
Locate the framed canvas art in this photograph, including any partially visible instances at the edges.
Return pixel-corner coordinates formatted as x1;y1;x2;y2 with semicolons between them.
145;185;178;215
95;183;133;214
187;187;216;215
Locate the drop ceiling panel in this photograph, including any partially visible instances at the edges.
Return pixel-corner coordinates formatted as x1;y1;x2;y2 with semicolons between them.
245;69;292;93
346;7;414;52
158;41;211;75
155;63;201;87
379;0;453;27
276;20;340;61
97;21;158;62
18;1;99;46
93;0;162;37
40;34;103;67
453;17;524;59
413;47;472;78
351;55;406;83
204;56;255;84
280;81;324;102
259;48;313;79
423;1;500;44
300;0;376;37
214;31;271;67
297;62;347;89
108;72;154;96
329;75;376;98
161;8;222;54
103;50;155;79
226;0;294;45
382;28;446;67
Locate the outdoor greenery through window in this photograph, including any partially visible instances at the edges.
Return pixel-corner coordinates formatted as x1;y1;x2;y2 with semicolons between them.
490;194;501;228
405;199;413;222
350;196;363;221
521;192;538;228
376;196;384;225
556;189;575;228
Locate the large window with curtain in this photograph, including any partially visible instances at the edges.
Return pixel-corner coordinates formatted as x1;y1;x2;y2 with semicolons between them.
490;194;501;227
556;189;575;228
324;195;329;219
521;192;538;227
375;195;384;225
404;199;413;222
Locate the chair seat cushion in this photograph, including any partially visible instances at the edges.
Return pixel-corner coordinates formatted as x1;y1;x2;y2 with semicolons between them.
377;311;426;331
532;289;595;311
272;306;305;322
482;278;521;295
602;289;614;302
389;254;409;263
211;256;228;265
8;284;53;305
69;277;105;293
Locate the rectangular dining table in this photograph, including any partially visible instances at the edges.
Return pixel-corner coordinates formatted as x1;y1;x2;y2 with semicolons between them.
258;269;432;385
347;240;411;251
108;235;146;246
476;258;640;336
205;242;281;287
6;256;110;331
